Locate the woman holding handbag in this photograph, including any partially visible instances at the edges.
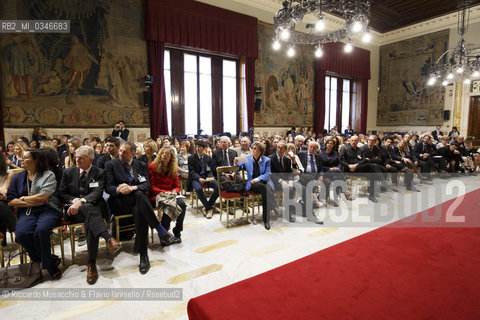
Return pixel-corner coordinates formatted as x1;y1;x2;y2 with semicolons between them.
7;149;62;280
148;147;185;244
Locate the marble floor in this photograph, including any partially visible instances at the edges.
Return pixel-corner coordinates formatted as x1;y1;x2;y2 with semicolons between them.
1;175;479;320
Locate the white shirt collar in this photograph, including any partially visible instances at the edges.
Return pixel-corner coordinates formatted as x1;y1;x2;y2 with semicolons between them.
80;165;92;176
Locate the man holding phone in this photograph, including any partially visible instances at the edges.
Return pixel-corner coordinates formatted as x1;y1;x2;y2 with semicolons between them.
112;120;129;141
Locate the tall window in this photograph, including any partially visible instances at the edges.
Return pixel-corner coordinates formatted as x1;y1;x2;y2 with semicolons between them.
325;75;352;132
164;48;241;136
164;50;172;136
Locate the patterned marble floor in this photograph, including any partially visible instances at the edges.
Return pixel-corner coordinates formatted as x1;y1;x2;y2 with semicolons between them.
1;175;479;320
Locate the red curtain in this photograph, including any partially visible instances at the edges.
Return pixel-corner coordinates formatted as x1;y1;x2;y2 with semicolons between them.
313;43;371;134
0;79;4;143
145;0;258;59
144;0;258;136
148;41;169;138
246;57;256;129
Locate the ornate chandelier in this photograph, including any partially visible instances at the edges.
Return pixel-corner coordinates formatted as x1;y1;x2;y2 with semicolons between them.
272;0;371;57
426;0;480;86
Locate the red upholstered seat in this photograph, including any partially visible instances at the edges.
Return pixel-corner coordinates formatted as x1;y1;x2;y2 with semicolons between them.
220;191;243;198
0;232;4;238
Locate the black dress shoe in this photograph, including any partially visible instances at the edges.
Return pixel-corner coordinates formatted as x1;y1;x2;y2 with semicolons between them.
264;221;271;230
47;265;62;280
51;254;61;268
308;217;324;225
407;186;420;192
160;232;174;246
368;195;378;203
139;255;150;274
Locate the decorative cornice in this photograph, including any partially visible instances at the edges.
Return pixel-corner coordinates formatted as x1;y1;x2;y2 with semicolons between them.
195;0;480;47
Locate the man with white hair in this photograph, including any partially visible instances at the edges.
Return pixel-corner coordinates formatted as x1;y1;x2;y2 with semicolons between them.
295;135;307;152
233;136;252;157
59;145;121;285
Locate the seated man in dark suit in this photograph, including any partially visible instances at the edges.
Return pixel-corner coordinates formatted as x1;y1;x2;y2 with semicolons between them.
269;140;296;222
97;137;120;169
414;134;447;177
297;141;325;223
105;142;178;274
340;135;385;202
111;120;129;141
211;136;244;194
59;145;121;285
187;140;219;219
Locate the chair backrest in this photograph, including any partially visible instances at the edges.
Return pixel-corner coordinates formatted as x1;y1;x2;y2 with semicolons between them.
216;166;243;194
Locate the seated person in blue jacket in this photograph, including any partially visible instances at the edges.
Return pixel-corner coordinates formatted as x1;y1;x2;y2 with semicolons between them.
234;141;278;230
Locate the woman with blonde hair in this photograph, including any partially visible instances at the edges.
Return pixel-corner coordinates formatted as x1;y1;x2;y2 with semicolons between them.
64;139;81;168
139;140;158;165
148;147;185;243
6;142;27;169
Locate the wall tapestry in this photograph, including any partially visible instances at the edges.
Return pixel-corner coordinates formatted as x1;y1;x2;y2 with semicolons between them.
254;22;315;127
377;30;449;126
0;0;148;128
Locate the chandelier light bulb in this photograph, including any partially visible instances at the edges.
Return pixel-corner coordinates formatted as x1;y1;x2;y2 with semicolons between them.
344;43;353;53
464;78;471;84
447;73;454;79
456;67;464;74
315;47;323;58
362;32;371;43
473;71;480;77
272;40;281;50
280;29;290;40
287;47;295;57
427;77;436;86
352;21;363;33
442;80;448;86
315;19;325;31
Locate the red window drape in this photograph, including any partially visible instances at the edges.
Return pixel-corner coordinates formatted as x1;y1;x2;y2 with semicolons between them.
147;41;169;138
313;42;371;134
145;0;258;136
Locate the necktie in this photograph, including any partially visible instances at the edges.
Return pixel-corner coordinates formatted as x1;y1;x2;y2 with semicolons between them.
79;170;87;197
123;162;134;184
309;154;316;173
280;156;284;171
223;150;229;165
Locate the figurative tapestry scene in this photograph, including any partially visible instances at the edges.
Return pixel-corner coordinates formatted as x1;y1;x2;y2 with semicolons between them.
377;30;449;126
0;0;149;128
254;22;315;127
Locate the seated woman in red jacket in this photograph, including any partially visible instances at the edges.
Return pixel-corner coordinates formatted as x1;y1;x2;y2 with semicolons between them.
148;147;186;243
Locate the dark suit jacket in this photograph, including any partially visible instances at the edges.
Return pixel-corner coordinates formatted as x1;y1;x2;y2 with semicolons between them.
211;148;238;177
269;153;292;189
414;142;436;160
297;151;323;174
59;165;105;205
187;153;213;191
97;154;115;169
112;128;129;141
105;158;149;196
359;144;384;165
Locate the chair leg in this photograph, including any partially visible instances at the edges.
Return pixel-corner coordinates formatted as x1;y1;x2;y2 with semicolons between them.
0;243;4;268
226;201;229;227
59;228;65;265
70;226;76;264
115;217;120;243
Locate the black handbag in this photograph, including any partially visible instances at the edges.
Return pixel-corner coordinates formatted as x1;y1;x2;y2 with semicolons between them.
0;252;43;289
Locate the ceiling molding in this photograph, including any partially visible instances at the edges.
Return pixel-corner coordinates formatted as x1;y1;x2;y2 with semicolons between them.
378;4;480;45
195;0;480;47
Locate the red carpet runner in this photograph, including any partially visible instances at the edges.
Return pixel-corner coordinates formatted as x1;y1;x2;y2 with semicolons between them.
188;188;480;319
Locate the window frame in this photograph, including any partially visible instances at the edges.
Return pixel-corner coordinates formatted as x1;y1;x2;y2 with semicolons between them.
164;47;240;136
